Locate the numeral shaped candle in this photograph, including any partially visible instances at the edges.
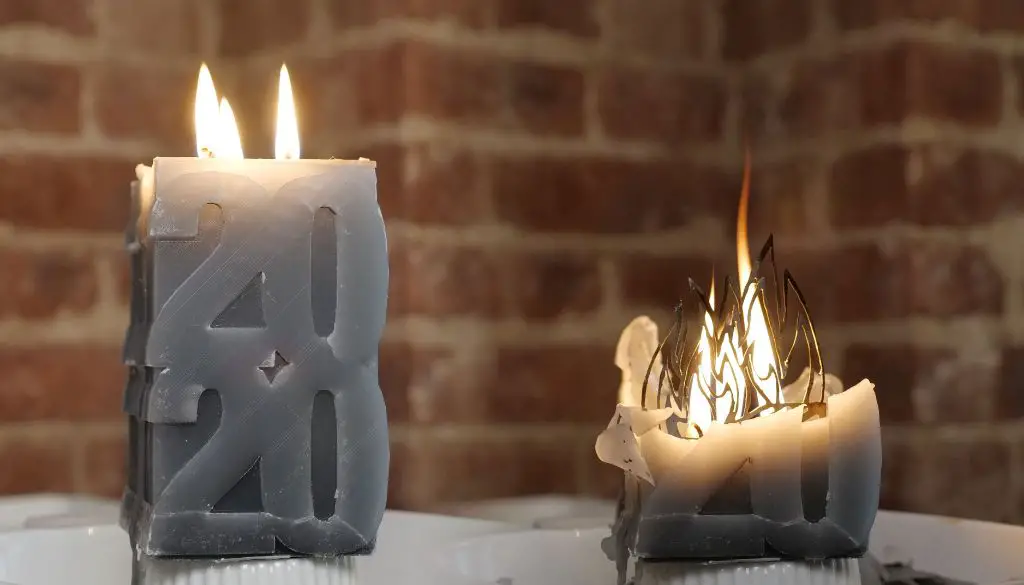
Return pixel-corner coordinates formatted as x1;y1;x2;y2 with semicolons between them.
595;165;881;585
121;64;390;558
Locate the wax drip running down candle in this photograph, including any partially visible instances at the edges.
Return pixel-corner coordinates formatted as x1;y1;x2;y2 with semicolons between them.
121;63;390;561
595;157;882;585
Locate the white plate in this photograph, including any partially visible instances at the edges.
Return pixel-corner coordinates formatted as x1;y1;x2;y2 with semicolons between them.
0;509;515;585
0;495;118;531
442;511;1024;585
0;496;1020;585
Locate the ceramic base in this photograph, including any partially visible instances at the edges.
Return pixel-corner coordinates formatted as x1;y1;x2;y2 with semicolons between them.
634;557;861;585
132;555;356;585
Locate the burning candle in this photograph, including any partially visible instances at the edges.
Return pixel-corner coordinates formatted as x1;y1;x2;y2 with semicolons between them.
596;165;881;584
121;64;390;559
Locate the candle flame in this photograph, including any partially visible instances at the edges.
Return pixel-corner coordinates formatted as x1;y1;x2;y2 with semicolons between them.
686;154;782;431
217;98;244;160
194;64;244;159
195;64;219;158
275;64;300;160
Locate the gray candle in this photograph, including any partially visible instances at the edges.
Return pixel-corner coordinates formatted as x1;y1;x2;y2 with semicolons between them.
627;381;880;560
121;67;390;559
596;234;881;577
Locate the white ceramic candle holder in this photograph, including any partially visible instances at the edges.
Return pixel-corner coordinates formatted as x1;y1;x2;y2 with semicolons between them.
633;558;860;585
132;555;355;585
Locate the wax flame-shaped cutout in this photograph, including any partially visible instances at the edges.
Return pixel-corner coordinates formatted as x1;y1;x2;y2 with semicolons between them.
685;154;781;432
194;64;244;159
275;64;300;160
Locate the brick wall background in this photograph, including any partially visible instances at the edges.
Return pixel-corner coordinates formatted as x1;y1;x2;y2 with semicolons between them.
0;0;1020;523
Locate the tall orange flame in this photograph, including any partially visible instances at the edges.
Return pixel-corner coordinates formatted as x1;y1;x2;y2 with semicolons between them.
685;155;782;430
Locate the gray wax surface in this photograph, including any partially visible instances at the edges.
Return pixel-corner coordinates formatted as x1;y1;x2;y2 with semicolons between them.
121;158;390;558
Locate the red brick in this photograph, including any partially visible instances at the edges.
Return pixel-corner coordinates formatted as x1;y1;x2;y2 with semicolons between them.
395;430;582;508
218;0;310;56
902;240;1003;317
381;343;456;425
508;62;585;137
1017;448;1024;523
831;0;967;30
841;344;998;424
778;54;873;138
789;240;1002;324
493;157;735;234
842;344;916;423
309;46;406;129
910;146;1024;226
0;248;98;320
329;0;492;30
740;72;771;143
745;158;821;241
378;341;421;424
604;0;706;60
78;431;125;498
913;354;998;425
830;145;911;228
832;0;1024;33
484;345;619;424
997;346;1024;419
0;155;135;231
108;249;131;306
103;0;200;56
904;42;1002;126
974;0;1024;32
113;260;132;313
1010;57;1024;119
388;240;502;319
403;42;504;126
389;239;603;320
397;0;493;27
505;251;603;320
0;61;80;134
781;43;1001;138
0;345;124;422
598;68;726;145
877;432;1018;522
368;143;492;225
380;343;488;425
0;431;73;494
94;65;194;154
0;0;94;35
775;247;847;325
617;254;715;310
920;434;1017;523
878;434;930;512
288;44;584;140
854;46;917;127
721;0;813;61
495;0;597;37
387;435;413;509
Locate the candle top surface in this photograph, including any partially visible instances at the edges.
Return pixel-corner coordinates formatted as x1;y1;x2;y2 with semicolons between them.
152;156;376;168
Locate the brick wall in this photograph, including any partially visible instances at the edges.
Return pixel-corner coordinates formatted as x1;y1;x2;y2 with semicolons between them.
0;0;214;496
734;1;1024;524
0;0;1019;524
